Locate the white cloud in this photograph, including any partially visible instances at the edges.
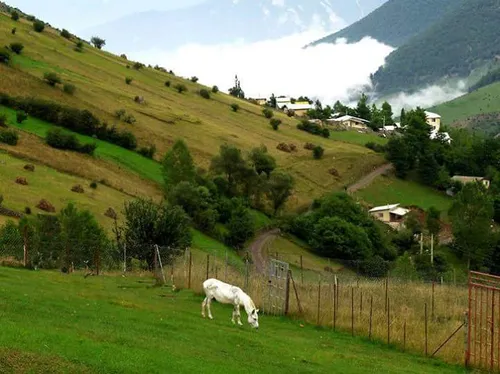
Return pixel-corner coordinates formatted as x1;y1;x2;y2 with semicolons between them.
133;30;394;105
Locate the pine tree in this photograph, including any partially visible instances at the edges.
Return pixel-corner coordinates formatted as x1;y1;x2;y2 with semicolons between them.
356;93;371;121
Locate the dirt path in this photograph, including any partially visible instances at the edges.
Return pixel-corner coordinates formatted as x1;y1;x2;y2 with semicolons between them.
248;229;280;274
347;163;393;194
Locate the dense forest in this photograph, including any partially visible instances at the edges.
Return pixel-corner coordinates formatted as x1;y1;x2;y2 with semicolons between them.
469;66;500;93
310;0;456;48
372;0;500;95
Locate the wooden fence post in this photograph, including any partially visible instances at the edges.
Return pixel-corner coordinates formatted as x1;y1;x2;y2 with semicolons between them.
206;254;210;280
284;270;291;315
425;302;428;356
432;281;435;320
300;255;303;285
369;296;373;339
403;321;407;352
351;287;354;336
387;297;390;345
188;251;192;289
317;278;321;326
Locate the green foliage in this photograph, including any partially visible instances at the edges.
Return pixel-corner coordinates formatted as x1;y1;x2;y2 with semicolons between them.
225;205;255;249
0;113;6;126
248;145;276;177
199;89;210;99
89;181;98;189
16;110;27;124
211;85;219;93
133;62;145;70
43;72;62;87
426;207;441;237
122;199;192;266
228;75;245;99
120;54;127;59
46;128;97;155
190;76;199;83
469;67;500;92
33;20;45;33
125;77;133;85
312;145;325;160
165;81;171;87
61;29;71;39
11;27;16;35
449;182;494;268
174;84;187;94
266;171;294;215
365;142;385;153
297;120;329;138
262;108;274;119
270;118;281;130
0;129;19;146
0;47;11;64
11;11;19;21
210;144;248;195
391;252;421;281
74;41;84;52
230;103;240;112
90;36;106;49
63;83;76;95
356;93;371;121
162;139;196;192
138;144;156;159
9;42;24;55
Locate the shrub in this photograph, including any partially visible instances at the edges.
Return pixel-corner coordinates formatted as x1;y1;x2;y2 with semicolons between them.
16;111;27;124
33;20;45;33
231;103;240;112
61;29;71;39
43;72;62;86
297;120;330;138
0;47;11;64
120;54;127;60
313;145;325;159
190;76;199;83
90;36;106;49
365;142;386;153
90;181;98;189
0;113;7;126
212;85;219;93
270;118;282;131
174;84;187;93
9;42;24;55
11;28;16;35
0;129;19;146
138;144;157;159
46;128;96;155
165;80;171;87
262;108;274;119
125;77;133;85
287;110;295;117
11;11;19;21
26;15;36;22
199;89;210;99
123;114;136;124
115;109;126;119
63;83;76;95
24;207;32;215
133;62;144;70
74;41;83;52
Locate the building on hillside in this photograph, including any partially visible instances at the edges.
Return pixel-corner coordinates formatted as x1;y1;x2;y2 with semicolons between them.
251;97;268;106
327;115;370;130
369;204;410;229
276;97;292;109
425;111;441;132
430;130;452;144
451;176;490;189
281;102;314;117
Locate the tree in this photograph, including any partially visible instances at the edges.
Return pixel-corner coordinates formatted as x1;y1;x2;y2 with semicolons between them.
262;108;273;119
386;138;413;178
9;42;23;55
228;75;245;99
125;77;133;85
43;72;62;86
212;85;219;93
33;20;45;32
11;11;19;21
162;139;196;192
190;76;199;83
426;207;441;240
0;47;10;64
248;145;276;177
418;152;440;186
449;182;494;269
91;36;106;49
61;29;71;39
210;144;248;195
400;108;406;123
266;171;294;215
312;145;325;159
269;94;277;108
356;93;371;121
381;101;394;125
174;84;187;93
226;206;254;249
16;111;27;124
230;103;240;112
369;104;383;129
270;118;281;130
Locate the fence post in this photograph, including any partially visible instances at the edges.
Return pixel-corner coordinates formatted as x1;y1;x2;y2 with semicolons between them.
404;321;407;352
385;274;389;314
360;290;363;315
224;250;228;281
387;297;390;345
123;243;127;273
425;302;428;356
300;255;303;285
154;245;158;278
23;225;28;268
432;281;435;320
369;296;373;339
351;287;354;336
317;278;321;326
284;270;291;315
333;279;337;331
206;254;210;280
188;251;192;289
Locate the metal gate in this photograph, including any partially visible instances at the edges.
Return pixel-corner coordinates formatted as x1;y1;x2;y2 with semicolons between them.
466;271;500;371
264;259;289;316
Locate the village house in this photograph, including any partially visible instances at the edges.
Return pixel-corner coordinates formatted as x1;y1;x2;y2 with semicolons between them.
251;97;268;106
327;115;370;130
369;204;410;229
425;111;441;132
281;102;314;117
451;176;491;189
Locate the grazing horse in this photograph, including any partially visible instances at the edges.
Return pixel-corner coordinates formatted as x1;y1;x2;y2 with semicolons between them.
202;278;260;329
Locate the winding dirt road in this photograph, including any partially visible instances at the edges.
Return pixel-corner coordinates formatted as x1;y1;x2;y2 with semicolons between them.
347;163;393;194
248;229;280;274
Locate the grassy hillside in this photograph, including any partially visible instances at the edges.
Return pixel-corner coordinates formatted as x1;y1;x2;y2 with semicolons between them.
311;0;456;48
0;267;465;373
0;12;385;210
373;0;500;95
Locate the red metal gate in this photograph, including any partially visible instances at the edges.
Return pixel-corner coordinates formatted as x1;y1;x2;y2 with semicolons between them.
466;271;500;370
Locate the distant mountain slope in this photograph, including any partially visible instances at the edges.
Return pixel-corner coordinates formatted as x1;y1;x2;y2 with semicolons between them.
310;0;457;48
373;0;500;96
82;0;387;53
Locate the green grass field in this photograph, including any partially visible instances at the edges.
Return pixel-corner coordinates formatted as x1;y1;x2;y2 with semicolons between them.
355;174;452;213
0;267;466;374
328;130;388;146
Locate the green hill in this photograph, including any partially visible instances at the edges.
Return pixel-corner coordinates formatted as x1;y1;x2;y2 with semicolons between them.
310;0;456;48
373;0;500;95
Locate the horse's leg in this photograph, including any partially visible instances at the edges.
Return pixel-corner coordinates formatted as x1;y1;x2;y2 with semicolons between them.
207;297;214;320
201;297;207;318
231;305;237;324
236;304;243;326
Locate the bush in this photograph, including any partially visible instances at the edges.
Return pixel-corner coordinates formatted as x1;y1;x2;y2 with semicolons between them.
90;181;98;189
165;80;171;87
231;103;240;112
74;41;83;52
16;111;27;124
262;108;274;119
313;145;325;159
26;15;36;22
0;47;11;64
11;11;19;21
90;36;106;49
361;255;390;277
63;83;76;95
287;110;295;117
133;62;144;70
174;84;187;93
190;76;199;83
115;109;126;119
0;113;7;127
45;128;96;155
125;77;133;85
61;29;71;39
365;142;386;153
270;118;282;131
11;28;16;35
138;145;157;159
120;54;127;60
43;72;62;87
24;207;32;215
123;114;136;124
212;85;219;93
9;42;24;55
33;20;45;33
199;89;210;99
0;129;19;146
297;120;330;138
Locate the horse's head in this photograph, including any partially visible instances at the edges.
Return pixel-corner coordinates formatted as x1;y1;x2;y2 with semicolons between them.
248;308;259;329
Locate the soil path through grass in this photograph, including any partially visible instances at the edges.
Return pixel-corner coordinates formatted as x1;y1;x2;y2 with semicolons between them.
248;229;280;273
347;163;393;193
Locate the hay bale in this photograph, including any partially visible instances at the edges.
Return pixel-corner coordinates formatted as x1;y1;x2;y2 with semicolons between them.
304;143;315;150
15;177;28;185
71;184;84;193
104;207;117;220
288;143;297;152
24;164;35;172
276;143;291;153
328;168;340;177
37;199;55;213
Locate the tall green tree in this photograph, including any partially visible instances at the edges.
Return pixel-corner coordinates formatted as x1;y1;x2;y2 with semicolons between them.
418;152;440;186
426;207;441;239
381;101;394;125
386;137;414;178
370;104;383;129
266;171;294;215
162;139;196;192
449;182;494;269
225;205;255;249
210;144;248;195
248;145;276;177
356;93;371;121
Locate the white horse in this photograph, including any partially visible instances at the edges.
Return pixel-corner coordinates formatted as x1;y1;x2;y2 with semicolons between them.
201;278;260;329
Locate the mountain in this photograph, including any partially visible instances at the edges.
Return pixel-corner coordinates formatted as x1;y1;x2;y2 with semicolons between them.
81;0;387;54
310;0;456;48
372;0;500;96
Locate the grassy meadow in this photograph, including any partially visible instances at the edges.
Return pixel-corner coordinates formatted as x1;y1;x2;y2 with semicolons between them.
0;11;385;208
0;267;467;374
